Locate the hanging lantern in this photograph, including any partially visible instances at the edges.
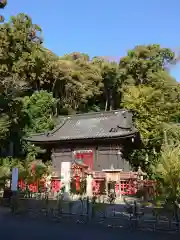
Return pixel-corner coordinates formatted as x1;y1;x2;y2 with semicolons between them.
0;15;4;22
0;0;7;9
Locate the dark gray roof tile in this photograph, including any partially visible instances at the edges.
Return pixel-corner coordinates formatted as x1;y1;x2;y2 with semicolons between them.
25;109;137;143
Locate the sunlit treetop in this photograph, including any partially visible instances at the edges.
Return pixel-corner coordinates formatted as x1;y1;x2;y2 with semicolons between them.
0;0;7;23
0;0;7;9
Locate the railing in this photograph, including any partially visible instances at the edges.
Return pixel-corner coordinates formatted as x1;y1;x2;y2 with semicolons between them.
17;179;156;197
18;179;61;194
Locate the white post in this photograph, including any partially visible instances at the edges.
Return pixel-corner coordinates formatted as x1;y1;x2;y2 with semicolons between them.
11;168;19;213
61;162;71;200
11;168;18;192
86;175;93;198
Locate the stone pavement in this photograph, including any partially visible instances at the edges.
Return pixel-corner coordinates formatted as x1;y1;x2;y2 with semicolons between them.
0;206;10;218
0;207;179;240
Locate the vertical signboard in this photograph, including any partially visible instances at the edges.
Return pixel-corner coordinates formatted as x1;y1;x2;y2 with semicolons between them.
61;162;71;193
11;168;18;191
61;162;71;182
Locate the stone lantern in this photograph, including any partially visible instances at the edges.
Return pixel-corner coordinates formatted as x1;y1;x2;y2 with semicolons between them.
137;166;146;181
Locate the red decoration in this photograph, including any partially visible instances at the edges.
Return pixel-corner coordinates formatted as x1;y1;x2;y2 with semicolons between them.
117;180;155;196
92;180;96;188
83;152;93;170
92;180;100;194
112;182;138;195
95;182;100;193
75;176;80;191
115;183;119;193
28;183;38;193
51;180;61;192
18;179;62;193
74;151;93;170
18;180;26;191
17;176;155;196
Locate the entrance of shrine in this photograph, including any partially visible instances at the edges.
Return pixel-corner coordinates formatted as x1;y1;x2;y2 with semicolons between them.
70;161;89;195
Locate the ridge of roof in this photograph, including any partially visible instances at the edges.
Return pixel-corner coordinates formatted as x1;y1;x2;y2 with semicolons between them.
24;109;136;143
64;109;130;119
47;109;131;136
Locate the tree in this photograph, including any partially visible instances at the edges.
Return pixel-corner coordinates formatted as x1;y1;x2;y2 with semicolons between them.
0;14;58;156
122;80;180;169
119;44;175;86
153;143;180;207
52;56;103;113
0;74;28;157
23;91;57;134
0;0;7;23
60;52;90;61
1;11;180;179
119;45;180;170
0;13;46;91
91;58;122;111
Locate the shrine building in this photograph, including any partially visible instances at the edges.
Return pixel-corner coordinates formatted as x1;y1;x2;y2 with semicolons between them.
25;109;140;196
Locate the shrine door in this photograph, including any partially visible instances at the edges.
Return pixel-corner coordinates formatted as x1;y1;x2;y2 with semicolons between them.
75;151;94;170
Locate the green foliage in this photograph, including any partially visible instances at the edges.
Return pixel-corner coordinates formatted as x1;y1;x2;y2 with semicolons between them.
153;143;180;204
0;11;180;190
23;90;57;134
119;44;175;85
0;14;42;81
0;157;24;181
120;45;180;169
52;57;103;113
27;160;50;182
0;158;11;180
0;156;51;187
91;59;122;111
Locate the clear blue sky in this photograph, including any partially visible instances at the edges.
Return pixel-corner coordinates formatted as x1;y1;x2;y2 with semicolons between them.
3;0;180;80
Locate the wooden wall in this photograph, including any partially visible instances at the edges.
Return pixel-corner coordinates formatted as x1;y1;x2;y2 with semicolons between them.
95;145;130;171
51;142;131;175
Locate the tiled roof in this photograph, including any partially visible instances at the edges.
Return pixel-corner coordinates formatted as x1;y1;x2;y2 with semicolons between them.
25;109;137;143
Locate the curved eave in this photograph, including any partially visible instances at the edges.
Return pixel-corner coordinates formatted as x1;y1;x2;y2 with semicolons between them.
23;130;138;145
